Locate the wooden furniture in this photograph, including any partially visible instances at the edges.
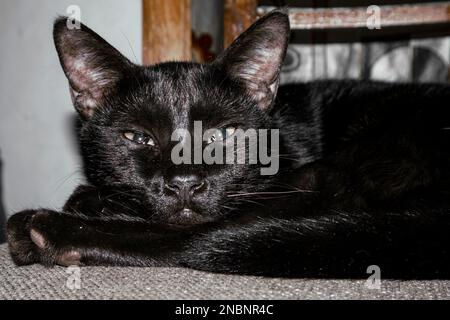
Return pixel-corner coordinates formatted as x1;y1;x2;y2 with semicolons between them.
141;0;450;70
142;0;192;65
222;1;450;43
257;1;450;30
224;0;258;47
230;1;450;80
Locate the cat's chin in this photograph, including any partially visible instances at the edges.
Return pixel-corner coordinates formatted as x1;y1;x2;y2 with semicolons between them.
167;208;210;226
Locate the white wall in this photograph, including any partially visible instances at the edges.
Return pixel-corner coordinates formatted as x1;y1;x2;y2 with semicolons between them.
0;0;142;216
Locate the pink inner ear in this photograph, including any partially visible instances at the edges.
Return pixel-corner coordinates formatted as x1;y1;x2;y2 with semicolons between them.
240;46;284;83
63;54;119;118
220;13;289;110
65;55;113;96
232;45;284;109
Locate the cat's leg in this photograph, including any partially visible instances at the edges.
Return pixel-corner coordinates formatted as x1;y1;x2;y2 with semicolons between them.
9;205;450;278
3;208;391;273
7;208;190;267
7;209;83;266
7;184;150;266
8;193;450;277
180;209;450;278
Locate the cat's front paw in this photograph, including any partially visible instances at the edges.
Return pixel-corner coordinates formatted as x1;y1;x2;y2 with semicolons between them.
7;210;81;267
7;210;39;265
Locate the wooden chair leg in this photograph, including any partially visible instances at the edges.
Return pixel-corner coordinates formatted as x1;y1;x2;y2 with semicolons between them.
142;0;192;65
224;0;258;48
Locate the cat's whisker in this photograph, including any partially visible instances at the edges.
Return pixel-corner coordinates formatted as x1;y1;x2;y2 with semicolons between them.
54;169;84;192
278;157;300;161
101;190;141;201
231;198;269;208
100;199;142;217
271;182;315;192
120;31;139;65
227;190;314;198
219;204;239;214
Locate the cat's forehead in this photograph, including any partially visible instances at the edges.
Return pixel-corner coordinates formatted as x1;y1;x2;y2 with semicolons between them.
144;62;205;103
133;63;240;129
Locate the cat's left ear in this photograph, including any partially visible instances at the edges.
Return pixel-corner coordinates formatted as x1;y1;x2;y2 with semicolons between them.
215;10;290;110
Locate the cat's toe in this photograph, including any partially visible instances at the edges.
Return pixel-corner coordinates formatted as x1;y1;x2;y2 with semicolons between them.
7;210;40;265
29;211;83;267
7;209;76;266
30;228;48;249
57;250;81;266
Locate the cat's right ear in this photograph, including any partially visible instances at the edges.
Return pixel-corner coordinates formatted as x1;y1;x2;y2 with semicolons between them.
53;17;134;120
214;10;290;111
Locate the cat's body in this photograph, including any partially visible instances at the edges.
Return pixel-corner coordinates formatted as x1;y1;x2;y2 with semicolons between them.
275;80;450;208
7;12;450;278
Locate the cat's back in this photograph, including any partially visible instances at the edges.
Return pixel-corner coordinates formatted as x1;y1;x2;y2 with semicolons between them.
277;79;450;114
276;79;450;143
275;80;450;202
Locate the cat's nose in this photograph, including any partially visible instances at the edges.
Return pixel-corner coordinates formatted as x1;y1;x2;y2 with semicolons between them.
164;174;206;201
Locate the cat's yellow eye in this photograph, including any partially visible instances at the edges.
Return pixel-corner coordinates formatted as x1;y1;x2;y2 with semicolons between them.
123;131;155;146
207;127;236;144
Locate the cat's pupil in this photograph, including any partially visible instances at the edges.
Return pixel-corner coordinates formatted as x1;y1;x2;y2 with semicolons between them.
134;132;148;144
123;131;153;145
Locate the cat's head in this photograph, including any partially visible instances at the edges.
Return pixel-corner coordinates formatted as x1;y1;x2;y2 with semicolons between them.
54;11;290;225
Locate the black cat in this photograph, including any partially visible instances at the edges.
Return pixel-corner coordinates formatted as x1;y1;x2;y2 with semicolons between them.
7;11;450;278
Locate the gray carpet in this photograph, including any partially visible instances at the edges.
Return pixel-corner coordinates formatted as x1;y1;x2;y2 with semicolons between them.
0;244;449;299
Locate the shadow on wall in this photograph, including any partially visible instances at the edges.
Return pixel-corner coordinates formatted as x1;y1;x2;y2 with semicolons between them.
0;117;82;246
0;150;6;243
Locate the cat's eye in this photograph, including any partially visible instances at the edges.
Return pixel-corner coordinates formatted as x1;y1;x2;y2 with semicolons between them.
123;131;155;146
206;127;236;144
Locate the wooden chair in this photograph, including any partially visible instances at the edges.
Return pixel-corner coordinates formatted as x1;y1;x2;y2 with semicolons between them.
141;0;450;79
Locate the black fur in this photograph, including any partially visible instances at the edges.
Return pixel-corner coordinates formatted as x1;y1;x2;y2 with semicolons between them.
7;11;450;278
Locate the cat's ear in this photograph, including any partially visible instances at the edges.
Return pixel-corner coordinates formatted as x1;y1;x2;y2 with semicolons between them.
216;10;290;110
53;17;134;119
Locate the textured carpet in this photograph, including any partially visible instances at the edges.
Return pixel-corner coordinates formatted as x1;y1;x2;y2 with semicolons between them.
0;244;449;300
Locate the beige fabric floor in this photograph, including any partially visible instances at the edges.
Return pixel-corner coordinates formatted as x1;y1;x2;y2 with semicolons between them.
0;244;449;300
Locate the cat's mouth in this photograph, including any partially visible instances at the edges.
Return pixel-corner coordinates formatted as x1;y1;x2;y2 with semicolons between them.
167;208;207;226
